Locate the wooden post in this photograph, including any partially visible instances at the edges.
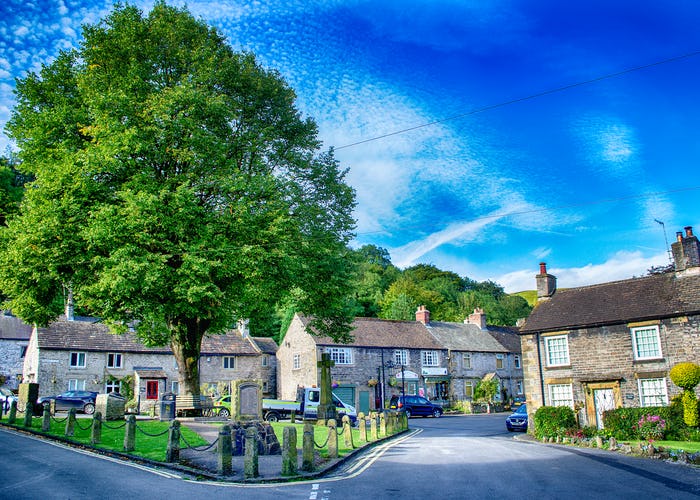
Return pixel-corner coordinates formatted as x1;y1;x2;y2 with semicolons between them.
244;426;259;478
123;414;136;452
281;426;298;476
166;420;181;463
91;412;102;445
301;422;314;472
217;424;232;475
327;419;338;459
65;408;76;437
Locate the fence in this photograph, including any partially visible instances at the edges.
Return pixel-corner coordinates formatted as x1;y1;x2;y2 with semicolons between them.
2;401;408;479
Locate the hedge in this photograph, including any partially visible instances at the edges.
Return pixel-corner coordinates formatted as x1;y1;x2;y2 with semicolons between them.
602;396;688;440
534;405;577;439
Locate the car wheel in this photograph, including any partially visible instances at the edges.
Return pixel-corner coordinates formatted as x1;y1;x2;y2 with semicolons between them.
83;403;95;415
218;408;230;418
432;409;441;418
404;409;411;418
265;411;280;422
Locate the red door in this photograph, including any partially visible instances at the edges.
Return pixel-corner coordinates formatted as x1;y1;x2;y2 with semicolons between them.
146;380;159;400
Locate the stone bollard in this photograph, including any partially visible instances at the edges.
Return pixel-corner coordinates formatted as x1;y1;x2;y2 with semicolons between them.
290;411;296;424
301;422;315;472
595;436;604;449
282;426;298;476
8;400;17;424
244;426;259;479
123;414;136;452
91;412;103;445
327;419;338;459
65;408;77;437
609;437;618;451
166;420;181;463
380;411;387;437
23;400;34;428
42;405;51;432
358;412;367;442
342;415;353;449
370;412;378;441
386;411;395;435
217;424;232;475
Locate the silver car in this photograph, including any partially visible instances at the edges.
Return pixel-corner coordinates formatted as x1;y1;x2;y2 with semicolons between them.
0;387;18;411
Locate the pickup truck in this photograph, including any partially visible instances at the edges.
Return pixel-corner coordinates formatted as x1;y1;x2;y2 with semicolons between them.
262;387;357;424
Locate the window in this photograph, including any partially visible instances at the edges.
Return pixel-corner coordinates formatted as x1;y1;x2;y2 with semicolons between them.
68;379;86;391
293;353;301;370
516;380;524;395
171;381;179;394
631;326;662;360
107;353;122;369
261;354;269;367
20;345;27;358
545;335;570;366
223;356;236;369
393;349;408;366
70;352;86;368
462;353;472;369
548;384;574;408
326;347;353;365
496;354;505;369
262;381;269;393
421;350;439;366
464;380;473;398
105;380;121;394
638;378;668;407
514;355;521;369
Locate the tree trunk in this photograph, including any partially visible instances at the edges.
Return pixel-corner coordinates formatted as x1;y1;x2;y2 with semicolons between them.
169;318;210;397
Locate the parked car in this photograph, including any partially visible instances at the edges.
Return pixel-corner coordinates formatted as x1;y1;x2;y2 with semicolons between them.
0;386;17;411
505;403;528;432
213;395;231;418
37;391;98;415
389;395;443;418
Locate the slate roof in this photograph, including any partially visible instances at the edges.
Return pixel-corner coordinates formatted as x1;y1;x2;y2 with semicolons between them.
520;271;700;334
35;317;263;355
300;316;444;350
0;314;32;340
485;326;522;353
425;321;509;353
251;336;278;354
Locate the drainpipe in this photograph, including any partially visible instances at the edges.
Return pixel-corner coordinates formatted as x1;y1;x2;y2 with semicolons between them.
536;333;546;406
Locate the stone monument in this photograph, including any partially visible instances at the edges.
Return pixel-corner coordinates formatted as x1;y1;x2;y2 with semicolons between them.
317;353;336;423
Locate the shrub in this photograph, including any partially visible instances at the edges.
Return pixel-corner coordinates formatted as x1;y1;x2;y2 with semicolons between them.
681;391;699;427
636;414;666;441
534;405;577;439
451;400;473;414
670;362;700;391
602;400;688;440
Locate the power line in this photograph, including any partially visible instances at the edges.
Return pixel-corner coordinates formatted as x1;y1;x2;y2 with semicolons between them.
335;50;700;150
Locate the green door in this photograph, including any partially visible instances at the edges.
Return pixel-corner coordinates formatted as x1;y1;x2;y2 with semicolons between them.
333;386;355;408
359;390;370;414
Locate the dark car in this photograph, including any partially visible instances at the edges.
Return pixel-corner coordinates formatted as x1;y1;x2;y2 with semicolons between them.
506;403;528;432
38;391;98;415
389;395;443;418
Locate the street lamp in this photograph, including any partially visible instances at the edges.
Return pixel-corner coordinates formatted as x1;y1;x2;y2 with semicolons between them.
384;360;406;400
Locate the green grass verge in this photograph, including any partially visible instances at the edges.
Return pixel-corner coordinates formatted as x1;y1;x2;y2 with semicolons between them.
626;440;700;453
268;421;369;458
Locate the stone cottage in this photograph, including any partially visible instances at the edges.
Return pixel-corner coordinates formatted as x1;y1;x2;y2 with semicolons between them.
22;314;277;413
519;226;700;429
0;313;32;390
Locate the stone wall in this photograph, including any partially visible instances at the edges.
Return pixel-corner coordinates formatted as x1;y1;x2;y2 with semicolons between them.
277;315;320;400
0;338;27;389
447;350;523;401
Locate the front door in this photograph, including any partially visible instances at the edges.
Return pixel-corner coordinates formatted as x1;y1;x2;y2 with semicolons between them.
593;389;616;429
146;380;159;400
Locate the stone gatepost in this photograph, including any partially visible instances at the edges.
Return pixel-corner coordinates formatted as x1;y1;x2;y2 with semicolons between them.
65;408;76;437
317;353;336;424
23;400;33;428
123;414;136;452
42;405;51;432
327;419;338;458
8;400;17;424
166;420;181;463
302;422;315;472
244;426;259;479
609;437;618;450
370;412;378;441
358;412;367;442
380;411;387;437
282;426;298;476
387;412;395;435
595;436;604;449
218;424;232;475
91;412;102;445
342;415;353;448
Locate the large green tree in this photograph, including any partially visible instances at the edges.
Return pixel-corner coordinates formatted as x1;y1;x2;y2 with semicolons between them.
1;2;356;397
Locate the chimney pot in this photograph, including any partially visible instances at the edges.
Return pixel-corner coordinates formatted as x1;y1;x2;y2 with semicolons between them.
685;226;694;237
536;263;557;300
415;305;430;325
677;231;683;242
539;262;547;275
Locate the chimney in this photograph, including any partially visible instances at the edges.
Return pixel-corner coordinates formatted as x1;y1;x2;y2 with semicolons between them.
237;318;250;338
415;305;430;325
671;226;700;271
464;308;487;329
536;262;557;300
65;289;74;321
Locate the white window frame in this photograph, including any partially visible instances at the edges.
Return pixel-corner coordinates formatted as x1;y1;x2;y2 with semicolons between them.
516;380;524;395
107;352;123;369
544;335;570;367
393;349;408;366
496;353;505;369
105;380;121;393
261;354;269;367
631;325;663;360
68;379;86;391
223;356;236;369
171;381;180;394
421;350;439;367
638;378;669;407
462;353;472;369
548;383;574;408
326;347;353;365
514;355;521;369
293;353;301;370
69;351;86;369
464;380;473;398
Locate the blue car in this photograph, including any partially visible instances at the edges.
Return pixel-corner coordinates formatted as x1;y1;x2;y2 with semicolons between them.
506;403;528;432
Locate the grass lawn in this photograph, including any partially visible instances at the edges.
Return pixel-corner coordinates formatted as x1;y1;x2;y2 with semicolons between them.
268;421;368;457
627;440;700;453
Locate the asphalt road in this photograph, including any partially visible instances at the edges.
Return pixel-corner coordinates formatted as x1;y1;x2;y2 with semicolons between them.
1;414;698;499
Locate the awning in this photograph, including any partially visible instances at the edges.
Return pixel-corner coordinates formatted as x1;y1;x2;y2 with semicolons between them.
424;376;450;382
135;369;167;379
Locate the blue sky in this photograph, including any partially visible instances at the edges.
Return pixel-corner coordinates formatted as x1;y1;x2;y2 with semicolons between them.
2;1;700;292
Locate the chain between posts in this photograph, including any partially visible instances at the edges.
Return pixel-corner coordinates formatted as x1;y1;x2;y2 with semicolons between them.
179;432;219;452
102;420;127;429
135;424;170;438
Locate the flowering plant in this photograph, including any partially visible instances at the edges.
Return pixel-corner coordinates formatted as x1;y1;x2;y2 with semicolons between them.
636;414;666;441
367;378;378;387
